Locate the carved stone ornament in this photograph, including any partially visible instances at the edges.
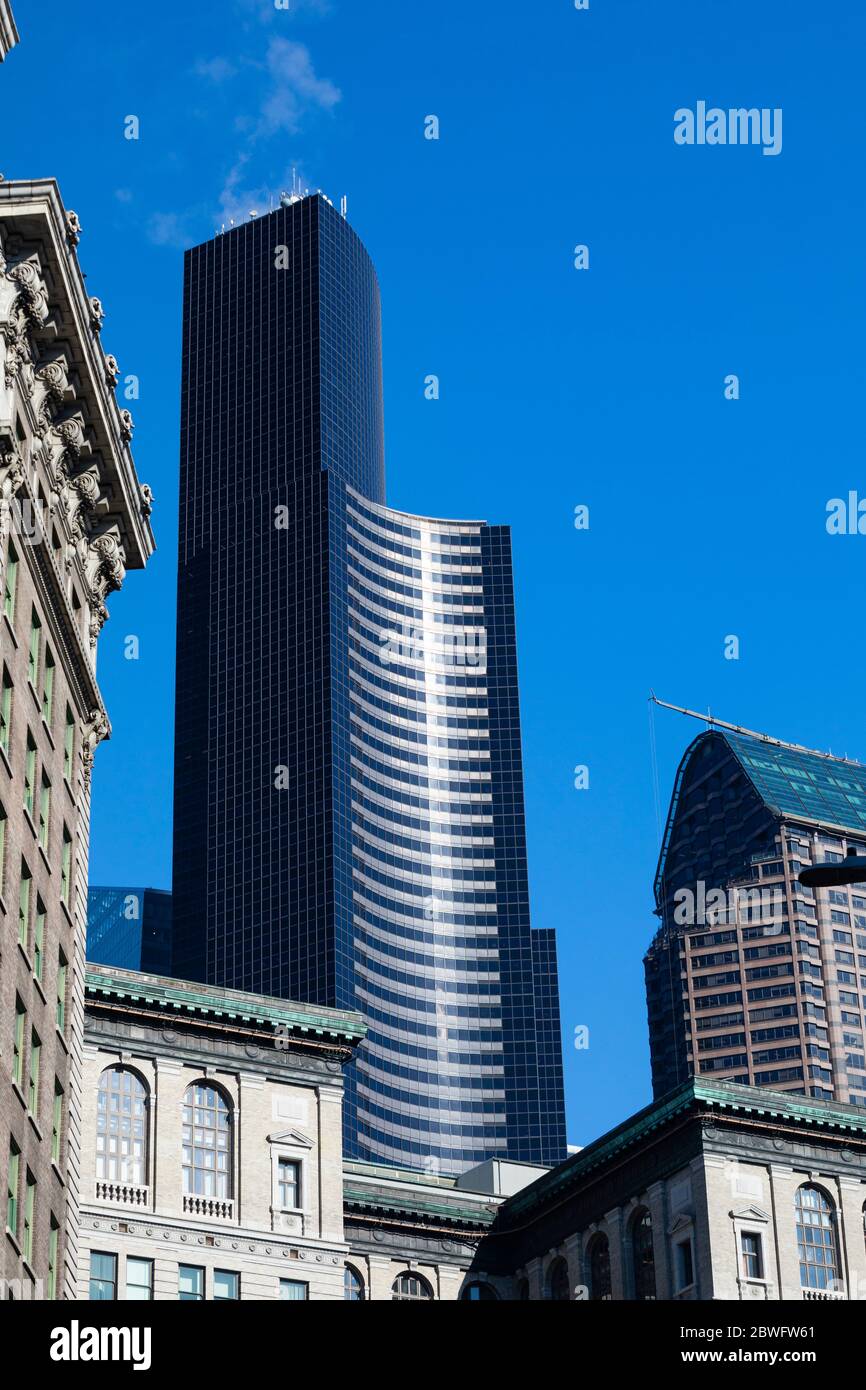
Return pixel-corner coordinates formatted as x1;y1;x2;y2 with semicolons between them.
3;258;50;385
65;210;83;247
81;708;111;788
104;353;120;388
139;482;154;517
89;296;104;333
118;407;134;442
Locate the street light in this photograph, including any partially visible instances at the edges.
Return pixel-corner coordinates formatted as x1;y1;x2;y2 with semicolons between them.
799;848;866;888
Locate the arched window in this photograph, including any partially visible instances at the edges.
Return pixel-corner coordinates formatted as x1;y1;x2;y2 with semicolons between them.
391;1273;433;1301
795;1184;841;1291
461;1281;498;1301
632;1208;656;1301
96;1067;148;1185
589;1235;612;1301
548;1257;570;1301
344;1265;365;1301
182;1083;232;1198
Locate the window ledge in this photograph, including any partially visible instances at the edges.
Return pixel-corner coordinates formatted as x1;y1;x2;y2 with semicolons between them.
3;613;19;649
27;1113;43;1142
11;1080;26;1111
37;844;52;875
22;806;37;839
5;1228;22;1256
17;941;33;971
40;719;56;751
55;1027;68;1055
51;1161;65;1187
0;743;12;779
32;976;46;1006
27;680;42;713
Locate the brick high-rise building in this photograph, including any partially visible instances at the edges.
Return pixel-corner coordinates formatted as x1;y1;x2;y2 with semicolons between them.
0;180;154;1298
646;721;866;1108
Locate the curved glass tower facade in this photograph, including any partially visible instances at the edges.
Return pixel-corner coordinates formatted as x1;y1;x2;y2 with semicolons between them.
173;193;567;1172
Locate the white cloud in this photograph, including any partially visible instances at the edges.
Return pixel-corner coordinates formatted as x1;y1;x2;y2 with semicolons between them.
257;38;340;136
147;211;195;250
194;56;238;83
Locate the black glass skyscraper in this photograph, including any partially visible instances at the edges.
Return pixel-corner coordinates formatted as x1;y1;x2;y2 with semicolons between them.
172;193;567;1172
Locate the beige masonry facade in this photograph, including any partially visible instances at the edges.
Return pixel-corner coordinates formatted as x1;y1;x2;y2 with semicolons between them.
76;966;531;1302
0;180;153;1302
79;966;362;1302
473;1078;866;1301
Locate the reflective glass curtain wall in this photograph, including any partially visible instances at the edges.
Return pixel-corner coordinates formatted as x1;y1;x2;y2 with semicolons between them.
172;195;566;1171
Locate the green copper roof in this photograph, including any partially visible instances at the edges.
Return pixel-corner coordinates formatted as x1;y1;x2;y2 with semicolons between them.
84;964;367;1044
503;1078;866;1222
723;732;866;834
343;1185;497;1227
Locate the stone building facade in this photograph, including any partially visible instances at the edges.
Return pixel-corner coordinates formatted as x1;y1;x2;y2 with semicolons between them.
0;179;154;1300
472;1078;866;1301
76;964;533;1301
0;1;18;61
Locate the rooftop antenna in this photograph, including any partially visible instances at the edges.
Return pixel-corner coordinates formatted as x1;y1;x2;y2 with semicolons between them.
340;195;347;218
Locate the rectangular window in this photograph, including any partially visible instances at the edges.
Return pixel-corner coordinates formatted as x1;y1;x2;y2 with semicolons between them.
741;1231;764;1280
38;774;50;852
63;708;74;782
28;1030;41;1116
18;862;30;948
178;1265;204;1301
126;1257;153;1301
279;1279;308;1301
12;997;25;1087
24;735;36;819
0;668;12;756
41;649;54;723
52;1081;64;1164
56;953;67;1033
89;1251;117;1301
6;1142;19;1234
4;543;18;623
214;1269;240;1301
33;900;45;982
22;1171;35;1264
47;1218;59;1300
60;826;72;905
27;609;41;688
278;1157;301;1209
675;1238;695;1292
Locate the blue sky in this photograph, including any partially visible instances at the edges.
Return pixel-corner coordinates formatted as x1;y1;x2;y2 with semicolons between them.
4;0;865;1149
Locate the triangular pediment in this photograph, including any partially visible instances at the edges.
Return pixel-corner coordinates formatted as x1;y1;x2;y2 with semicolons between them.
668;1211;694;1236
730;1205;769;1223
267;1128;314;1149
